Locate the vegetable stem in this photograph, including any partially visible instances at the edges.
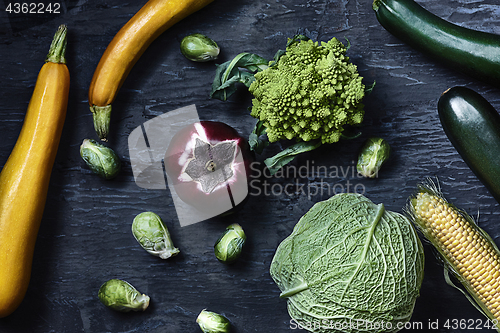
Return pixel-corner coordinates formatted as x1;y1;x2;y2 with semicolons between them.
134;293;150;311
364;203;385;254
45;24;67;64
339;203;386;301
279;280;309;298
222;53;247;84
372;0;382;11
90;105;112;141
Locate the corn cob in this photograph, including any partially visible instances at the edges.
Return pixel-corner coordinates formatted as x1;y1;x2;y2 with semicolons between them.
407;178;500;329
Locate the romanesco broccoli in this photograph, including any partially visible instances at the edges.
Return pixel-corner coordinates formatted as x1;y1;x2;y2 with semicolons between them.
248;37;365;144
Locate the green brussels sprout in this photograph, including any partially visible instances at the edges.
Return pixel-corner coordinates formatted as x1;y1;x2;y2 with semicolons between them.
80;139;121;179
98;279;150;312
196;309;231;333
214;223;246;264
356;137;391;178
132;212;180;259
180;33;220;62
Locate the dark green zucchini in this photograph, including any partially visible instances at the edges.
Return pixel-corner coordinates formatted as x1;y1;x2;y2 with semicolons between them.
373;0;500;87
438;86;500;203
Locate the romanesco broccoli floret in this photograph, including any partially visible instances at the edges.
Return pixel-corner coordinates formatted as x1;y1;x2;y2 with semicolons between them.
248;37;365;144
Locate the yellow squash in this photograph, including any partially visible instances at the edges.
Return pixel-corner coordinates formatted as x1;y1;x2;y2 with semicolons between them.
0;25;70;318
88;0;215;141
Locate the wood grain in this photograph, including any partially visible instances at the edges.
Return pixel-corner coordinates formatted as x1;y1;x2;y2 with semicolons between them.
0;0;499;331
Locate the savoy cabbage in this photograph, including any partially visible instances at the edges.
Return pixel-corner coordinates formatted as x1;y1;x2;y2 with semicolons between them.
270;193;424;333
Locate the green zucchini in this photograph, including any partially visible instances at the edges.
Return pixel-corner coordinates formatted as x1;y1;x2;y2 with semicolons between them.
438;86;500;203
373;0;500;87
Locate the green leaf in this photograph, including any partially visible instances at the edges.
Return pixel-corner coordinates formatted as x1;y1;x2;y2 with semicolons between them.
248;120;269;154
249;133;268;155
264;140;321;175
344;37;351;50
443;267;486;316
239;71;256;88
210;52;269;101
271;49;286;66
286;34;310;47
211;63;237;101
236;53;269;72
252;119;267;137
365;80;376;95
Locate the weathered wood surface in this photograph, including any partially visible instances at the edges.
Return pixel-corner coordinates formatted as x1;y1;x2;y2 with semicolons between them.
1;0;500;332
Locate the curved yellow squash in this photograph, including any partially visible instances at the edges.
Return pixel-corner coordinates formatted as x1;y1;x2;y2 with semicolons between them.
88;0;215;141
0;25;70;318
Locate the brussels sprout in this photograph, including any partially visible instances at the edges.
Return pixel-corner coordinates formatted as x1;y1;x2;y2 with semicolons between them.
180;33;220;62
132;212;180;259
356;137;390;178
196;309;231;333
98;279;150;312
214;223;246;264
80;139;121;179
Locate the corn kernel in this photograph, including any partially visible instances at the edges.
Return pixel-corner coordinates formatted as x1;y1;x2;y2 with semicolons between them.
412;190;500;322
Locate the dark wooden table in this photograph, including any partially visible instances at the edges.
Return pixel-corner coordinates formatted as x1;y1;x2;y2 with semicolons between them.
1;0;500;332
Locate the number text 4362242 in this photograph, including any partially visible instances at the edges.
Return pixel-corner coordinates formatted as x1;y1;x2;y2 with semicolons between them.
5;3;61;14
